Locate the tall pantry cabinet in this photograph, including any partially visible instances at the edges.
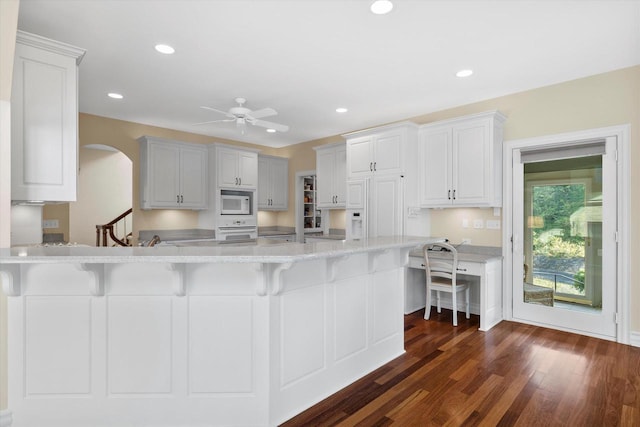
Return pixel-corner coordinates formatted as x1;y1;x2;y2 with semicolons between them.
11;31;86;202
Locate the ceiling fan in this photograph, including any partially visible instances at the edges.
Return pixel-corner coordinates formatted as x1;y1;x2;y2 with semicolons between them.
194;97;289;133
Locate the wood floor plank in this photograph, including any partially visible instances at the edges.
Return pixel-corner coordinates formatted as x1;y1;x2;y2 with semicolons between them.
281;309;640;427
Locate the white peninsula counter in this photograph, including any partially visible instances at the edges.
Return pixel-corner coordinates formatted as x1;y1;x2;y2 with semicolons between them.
0;236;441;427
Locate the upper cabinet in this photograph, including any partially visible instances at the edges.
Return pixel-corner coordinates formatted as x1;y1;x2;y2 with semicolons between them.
314;142;346;209
344;123;417;179
418;111;506;208
138;136;208;210
11;31;86;202
217;146;258;189
258;155;288;210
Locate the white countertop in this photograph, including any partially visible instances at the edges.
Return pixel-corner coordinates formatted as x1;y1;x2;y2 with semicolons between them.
1;236;444;264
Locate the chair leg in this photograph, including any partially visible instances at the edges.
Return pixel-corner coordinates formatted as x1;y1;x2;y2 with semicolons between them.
465;287;470;319
424;287;431;320
436;290;441;313
452;288;458;326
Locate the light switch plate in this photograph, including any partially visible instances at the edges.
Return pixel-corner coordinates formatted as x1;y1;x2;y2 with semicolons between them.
486;220;501;229
43;219;59;229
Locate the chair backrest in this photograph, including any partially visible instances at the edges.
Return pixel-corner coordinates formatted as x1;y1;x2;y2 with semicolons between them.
422;242;459;285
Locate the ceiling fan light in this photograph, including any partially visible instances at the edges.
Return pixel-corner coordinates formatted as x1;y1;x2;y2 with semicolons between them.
266;128;276;133
236;118;248;135
370;0;393;15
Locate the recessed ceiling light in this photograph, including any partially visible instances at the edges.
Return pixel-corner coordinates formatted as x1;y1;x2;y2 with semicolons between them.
107;92;123;99
336;107;348;113
266;128;276;133
370;0;393;15
456;69;474;78
154;44;175;54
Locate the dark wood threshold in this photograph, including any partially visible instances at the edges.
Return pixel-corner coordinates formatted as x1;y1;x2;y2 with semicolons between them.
282;308;640;426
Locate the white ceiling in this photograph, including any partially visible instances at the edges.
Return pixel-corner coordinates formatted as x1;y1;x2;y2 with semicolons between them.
16;0;640;148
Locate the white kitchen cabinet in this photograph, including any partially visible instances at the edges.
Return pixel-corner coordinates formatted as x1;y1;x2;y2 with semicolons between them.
314;143;346;209
138;136;208;209
258;155;288;210
370;175;403;237
11;31;85;202
217;146;258;189
419;111;506;207
344;123;417;179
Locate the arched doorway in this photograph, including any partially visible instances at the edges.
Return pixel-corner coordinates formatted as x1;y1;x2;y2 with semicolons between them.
69;144;133;246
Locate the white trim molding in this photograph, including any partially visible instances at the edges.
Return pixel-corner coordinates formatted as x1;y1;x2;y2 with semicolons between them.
502;124;631;344
0;409;12;427
630;332;640;348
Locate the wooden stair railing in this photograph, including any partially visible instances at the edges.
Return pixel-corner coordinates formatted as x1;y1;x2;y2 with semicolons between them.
96;208;133;247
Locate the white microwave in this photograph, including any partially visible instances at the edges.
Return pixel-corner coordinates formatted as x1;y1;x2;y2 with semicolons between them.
221;192;252;215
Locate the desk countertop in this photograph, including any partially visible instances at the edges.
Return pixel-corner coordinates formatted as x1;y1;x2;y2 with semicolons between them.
409;245;502;263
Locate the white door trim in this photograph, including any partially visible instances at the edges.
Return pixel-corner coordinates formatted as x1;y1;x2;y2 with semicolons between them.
502;125;630;344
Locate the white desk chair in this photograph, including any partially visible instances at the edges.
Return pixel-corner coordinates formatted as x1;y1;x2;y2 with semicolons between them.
423;242;470;326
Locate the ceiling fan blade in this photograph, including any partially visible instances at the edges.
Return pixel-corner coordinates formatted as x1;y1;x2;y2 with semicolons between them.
252;119;289;132
248;107;277;119
192;118;236;126
200;106;235;118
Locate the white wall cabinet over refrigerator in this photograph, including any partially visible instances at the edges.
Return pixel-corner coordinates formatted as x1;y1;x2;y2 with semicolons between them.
418;111;506;208
138;136;208;209
314;142;346;209
217;146;258;189
11;31;86;202
258;155;288;210
344;122;417;179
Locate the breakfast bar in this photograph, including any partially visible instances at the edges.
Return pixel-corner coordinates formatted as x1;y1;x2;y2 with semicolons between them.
0;236;440;427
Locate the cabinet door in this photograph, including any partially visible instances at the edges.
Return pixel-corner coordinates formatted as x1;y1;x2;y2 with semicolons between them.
334;146;347;206
419;127;452;206
347;136;374;178
316;149;335;207
148;143;181;207
238;151;258;188
257;156;271;209
453;120;491;205
269;158;288;210
179;146;207;209
217;148;239;187
370;175;402;237
11;43;79;201
373;132;402;175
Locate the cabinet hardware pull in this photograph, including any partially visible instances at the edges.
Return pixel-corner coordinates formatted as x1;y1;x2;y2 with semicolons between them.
448;190;451;200
177;195;180;203
421;263;425;267
370;162;373;171
235;177;238;185
453;190;456;200
457;268;467;272
374;162;376;171
181;195;183;203
239;177;241;186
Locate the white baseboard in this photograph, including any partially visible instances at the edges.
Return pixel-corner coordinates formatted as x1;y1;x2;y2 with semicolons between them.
630;331;640;348
0;409;12;427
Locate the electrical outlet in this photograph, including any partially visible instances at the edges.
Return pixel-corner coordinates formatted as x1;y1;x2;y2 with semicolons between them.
473;219;484;229
43;219;59;229
461;238;471;245
486;220;501;230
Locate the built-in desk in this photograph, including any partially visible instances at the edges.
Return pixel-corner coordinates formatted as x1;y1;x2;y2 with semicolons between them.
406;247;503;331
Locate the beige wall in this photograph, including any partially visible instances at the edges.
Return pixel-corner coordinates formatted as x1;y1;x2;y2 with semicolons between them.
0;0;19;411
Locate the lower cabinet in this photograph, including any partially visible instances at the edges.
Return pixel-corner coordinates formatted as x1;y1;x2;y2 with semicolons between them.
138;136;208;209
258;155;289;210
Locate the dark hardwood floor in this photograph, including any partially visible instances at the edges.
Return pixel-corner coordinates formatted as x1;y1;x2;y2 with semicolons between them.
282;309;640;426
